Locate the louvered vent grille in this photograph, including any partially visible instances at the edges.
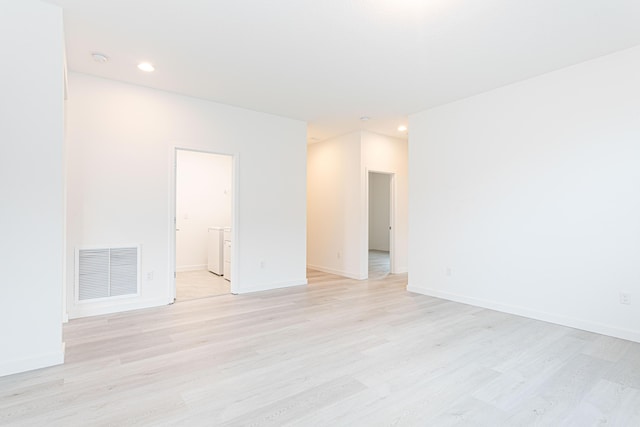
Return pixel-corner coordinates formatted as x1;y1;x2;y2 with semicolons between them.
77;247;139;301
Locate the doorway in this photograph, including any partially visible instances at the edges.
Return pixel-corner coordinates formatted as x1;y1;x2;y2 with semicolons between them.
173;149;234;302
368;171;393;279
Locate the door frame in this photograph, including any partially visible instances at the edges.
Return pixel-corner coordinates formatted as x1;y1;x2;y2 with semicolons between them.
168;146;239;302
364;169;395;278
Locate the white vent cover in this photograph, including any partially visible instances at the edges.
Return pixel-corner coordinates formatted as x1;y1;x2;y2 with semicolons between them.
76;246;140;301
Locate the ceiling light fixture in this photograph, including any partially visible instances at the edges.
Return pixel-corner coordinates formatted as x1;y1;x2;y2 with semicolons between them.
137;62;155;72
91;52;109;63
359;116;371;122
398;125;408;132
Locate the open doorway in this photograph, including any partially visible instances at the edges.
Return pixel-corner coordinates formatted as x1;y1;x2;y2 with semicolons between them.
368;171;393;279
174;149;233;302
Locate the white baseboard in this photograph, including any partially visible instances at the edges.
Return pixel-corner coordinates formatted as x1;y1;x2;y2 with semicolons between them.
391;266;408;275
68;296;169;319
0;344;65;377
235;279;308;294
176;264;207;272
307;264;366;280
407;284;640;344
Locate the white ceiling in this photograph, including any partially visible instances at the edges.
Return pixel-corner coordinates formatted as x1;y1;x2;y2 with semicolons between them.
45;0;640;142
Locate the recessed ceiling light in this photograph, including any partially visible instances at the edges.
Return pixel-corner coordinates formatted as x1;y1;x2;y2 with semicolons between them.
360;116;371;122
91;52;109;63
137;62;155;72
398;125;408;132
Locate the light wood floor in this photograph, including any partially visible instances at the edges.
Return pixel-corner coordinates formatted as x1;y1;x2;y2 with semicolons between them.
176;269;230;302
176;252;386;303
369;250;390;279
2;270;640;426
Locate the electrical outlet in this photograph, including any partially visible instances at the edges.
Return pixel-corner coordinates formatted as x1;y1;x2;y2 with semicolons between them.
446;267;452;277
337;251;341;259
147;271;154;281
260;259;265;269
619;292;631;305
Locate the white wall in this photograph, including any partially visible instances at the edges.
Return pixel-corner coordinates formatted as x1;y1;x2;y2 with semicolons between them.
66;73;307;318
307;131;408;279
408;45;640;343
0;1;65;376
307;133;363;278
176;150;232;271
362;132;409;274
369;173;390;251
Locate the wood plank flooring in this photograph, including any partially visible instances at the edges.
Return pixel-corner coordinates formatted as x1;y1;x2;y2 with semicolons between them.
368;250;390;279
176;269;230;302
1;270;640;426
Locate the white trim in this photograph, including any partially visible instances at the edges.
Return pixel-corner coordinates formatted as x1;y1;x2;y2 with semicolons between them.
175;264;208;272
168;145;177;303
307;264;367;280
234;279;308;294
170;146;239;302
0;344;64;377
365;170;396;277
407;284;640;344
231;154;240;291
388;173;396;274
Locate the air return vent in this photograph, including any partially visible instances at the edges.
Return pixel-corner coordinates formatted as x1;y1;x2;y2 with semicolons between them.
76;246;140;301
